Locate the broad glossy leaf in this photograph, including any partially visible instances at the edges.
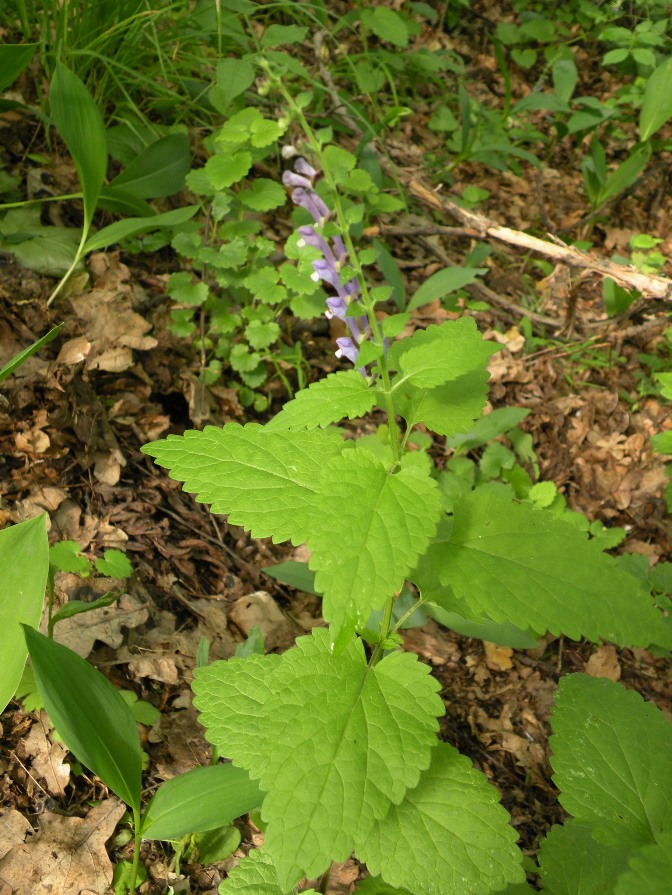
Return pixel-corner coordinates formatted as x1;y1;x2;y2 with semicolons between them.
0;516;48;713
263;561;317;594
49;63;107;228
445;406;529;451
24;627;142;811
142;424;344;545
84;205;198;253
391;318;497;390
266;370;378;430
538;821;630;895
614;832;672;894
358;742;524;895
105;133;190;198
140;764;263;840
550;674;672;847
435;491;672;646
639;56;672;140
406;267;486;312
0;43;38;92
308;451;442;646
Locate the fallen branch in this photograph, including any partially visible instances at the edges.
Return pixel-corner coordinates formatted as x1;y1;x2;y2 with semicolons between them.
408;179;672;301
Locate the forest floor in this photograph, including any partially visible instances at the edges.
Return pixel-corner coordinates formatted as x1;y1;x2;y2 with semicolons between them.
1;10;672;895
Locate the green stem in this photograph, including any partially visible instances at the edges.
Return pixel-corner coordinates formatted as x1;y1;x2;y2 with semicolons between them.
128;808;142;892
46;570;55;639
370;592;395;667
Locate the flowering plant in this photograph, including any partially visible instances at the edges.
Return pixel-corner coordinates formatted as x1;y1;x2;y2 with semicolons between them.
142;101;672;894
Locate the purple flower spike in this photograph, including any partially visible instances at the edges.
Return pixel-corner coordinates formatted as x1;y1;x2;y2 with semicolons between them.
291;187;331;225
294;157;318;180
335;337;359;365
297;226;338;268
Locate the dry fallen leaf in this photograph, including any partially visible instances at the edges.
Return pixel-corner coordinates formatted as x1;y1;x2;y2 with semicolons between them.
0;810;32;861
24;712;71;797
0;798;125;895
483;640;514;672
585;644;621;682
229;591;294;652
53;579;148;658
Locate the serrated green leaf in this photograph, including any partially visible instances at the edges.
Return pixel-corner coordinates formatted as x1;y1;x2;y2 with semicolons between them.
434;491;672;646
266;371;378;430
396;369;490;437
195;631;442;889
358;741;524;895
392;318;497;390
538;821;630;895
205;150;252;189
141;424;344;545
354;877;412;895
550;674;672;848
0;516;48;713
218;849;284;895
262;630;442;887
308;452;442;643
239;179;287;211
614;832;672;894
218;108;262;145
193;653;282;774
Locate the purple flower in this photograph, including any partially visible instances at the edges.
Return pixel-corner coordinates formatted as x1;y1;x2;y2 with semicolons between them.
335;337;359;365
294;157;318;180
290;187;331;226
282;170;313;190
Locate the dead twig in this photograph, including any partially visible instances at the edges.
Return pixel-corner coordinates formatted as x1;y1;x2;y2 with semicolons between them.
408;180;672;301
